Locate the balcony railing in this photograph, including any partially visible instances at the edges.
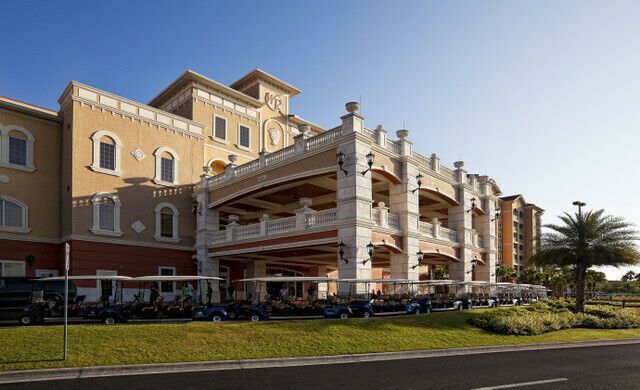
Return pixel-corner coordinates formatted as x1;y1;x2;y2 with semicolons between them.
210;208;338;245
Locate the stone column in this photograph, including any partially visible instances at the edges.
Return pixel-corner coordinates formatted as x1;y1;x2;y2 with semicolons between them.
337;102;372;294
312;266;329;299
447;161;474;282
195;169;221;303
388;129;420;280
474;175;498;282
245;261;267;301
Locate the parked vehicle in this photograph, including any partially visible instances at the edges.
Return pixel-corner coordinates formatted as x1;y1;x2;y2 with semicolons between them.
38;275;133;324
130;276;226;321
459;281;498;309
410;280;465;312
341;279;422;318
234;277;351;321
492;282;521;306
0;277;80;321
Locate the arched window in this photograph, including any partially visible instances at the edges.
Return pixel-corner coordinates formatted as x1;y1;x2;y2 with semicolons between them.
91;193;122;236
208;158;226;176
91;130;122;176
0;195;29;233
154;202;179;242
0;125;35;172
154;147;179;186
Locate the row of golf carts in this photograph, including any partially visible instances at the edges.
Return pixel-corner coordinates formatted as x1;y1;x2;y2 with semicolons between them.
20;275;547;325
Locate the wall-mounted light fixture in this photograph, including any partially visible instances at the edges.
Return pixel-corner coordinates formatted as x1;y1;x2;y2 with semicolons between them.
467;256;479;274
491;264;502;278
337;241;349;263
361;152;375;176
466;197;477;214
491;210;501;222
411;250;425;269
362;242;375;264
26;255;35;268
192;201;202;216
411;174;423;194
336;152;349;176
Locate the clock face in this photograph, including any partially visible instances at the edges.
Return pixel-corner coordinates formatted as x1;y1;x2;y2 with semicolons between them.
265;92;283;111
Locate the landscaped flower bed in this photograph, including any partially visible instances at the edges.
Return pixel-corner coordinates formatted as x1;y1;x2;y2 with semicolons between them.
469;301;640;335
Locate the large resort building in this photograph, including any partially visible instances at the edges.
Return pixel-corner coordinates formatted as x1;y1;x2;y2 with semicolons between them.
0;68;542;301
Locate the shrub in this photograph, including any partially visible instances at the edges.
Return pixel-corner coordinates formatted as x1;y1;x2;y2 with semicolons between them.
469;304;640;335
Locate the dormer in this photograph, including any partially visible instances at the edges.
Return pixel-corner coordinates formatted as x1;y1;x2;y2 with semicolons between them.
230;68;301;117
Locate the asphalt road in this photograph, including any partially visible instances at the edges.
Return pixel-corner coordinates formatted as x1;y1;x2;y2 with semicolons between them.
5;343;640;390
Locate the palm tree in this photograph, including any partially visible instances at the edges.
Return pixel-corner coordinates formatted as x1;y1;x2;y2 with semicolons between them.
532;208;640;312
496;265;517;283
518;267;543;285
622;270;637;282
585;269;607;293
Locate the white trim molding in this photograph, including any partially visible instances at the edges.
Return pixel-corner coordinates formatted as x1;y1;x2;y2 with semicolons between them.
154;202;180;243
153;146;180;186
0;195;30;233
90;192;123;237
0;123;36;172
90;130;123;176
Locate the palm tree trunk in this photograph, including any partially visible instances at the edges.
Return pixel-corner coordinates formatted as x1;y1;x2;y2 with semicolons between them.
575;262;587;312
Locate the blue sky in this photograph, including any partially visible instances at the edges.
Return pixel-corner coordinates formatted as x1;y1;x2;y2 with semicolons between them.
2;1;639;279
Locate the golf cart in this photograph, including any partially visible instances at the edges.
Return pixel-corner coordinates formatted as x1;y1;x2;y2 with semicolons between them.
459;281;498;309
411;280;465;312
130;275;226;321
235;277;351;321
37;275;132;324
341;279;422;318
492;282;521;306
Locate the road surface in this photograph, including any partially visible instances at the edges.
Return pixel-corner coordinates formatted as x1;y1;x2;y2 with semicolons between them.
4;343;640;389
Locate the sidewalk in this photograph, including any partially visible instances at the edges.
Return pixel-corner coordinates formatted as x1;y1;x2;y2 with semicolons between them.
1;338;639;384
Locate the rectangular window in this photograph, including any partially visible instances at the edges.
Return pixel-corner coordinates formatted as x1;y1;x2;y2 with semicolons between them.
99;142;116;170
513;221;518;228
160;158;174;183
0;261;26;277
8;137;27;166
160;212;173;237
98;203;115;231
513;243;518;250
214;116;226;140
239;125;250;148
159;267;175;293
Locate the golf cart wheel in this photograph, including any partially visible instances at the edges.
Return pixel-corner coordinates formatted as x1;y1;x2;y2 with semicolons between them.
228;311;237;320
211;315;223;322
103;316;116;325
415;307;421;315
363;311;370;319
250;314;261;322
458;304;463;311
339;312;349;320
18;315;32;326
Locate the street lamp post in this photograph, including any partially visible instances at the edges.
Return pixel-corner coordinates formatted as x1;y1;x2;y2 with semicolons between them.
572;200;586;216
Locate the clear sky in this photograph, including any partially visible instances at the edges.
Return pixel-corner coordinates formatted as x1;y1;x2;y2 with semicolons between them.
2;1;639;279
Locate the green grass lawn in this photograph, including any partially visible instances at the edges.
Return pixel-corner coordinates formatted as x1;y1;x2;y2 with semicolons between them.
1;310;640;372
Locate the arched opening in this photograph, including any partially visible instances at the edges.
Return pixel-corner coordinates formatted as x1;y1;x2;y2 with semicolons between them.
210;159;226;175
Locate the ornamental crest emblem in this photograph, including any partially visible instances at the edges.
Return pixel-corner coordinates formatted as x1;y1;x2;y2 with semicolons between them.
268;128;281;146
265;92;283;111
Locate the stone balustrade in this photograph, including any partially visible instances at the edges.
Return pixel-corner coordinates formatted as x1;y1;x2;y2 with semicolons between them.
210;207;338;245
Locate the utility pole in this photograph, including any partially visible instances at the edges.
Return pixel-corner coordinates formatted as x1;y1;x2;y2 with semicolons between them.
572;200;586;217
64;242;70;360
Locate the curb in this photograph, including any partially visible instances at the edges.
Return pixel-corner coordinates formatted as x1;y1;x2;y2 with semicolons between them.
1;338;640;384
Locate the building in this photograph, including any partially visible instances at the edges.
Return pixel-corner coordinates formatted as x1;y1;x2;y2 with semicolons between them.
0;68;541;301
498;195;544;273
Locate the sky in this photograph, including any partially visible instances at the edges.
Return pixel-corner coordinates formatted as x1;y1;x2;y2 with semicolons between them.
2;1;639;280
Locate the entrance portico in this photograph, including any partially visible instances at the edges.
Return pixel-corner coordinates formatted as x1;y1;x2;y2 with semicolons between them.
194;101;502;302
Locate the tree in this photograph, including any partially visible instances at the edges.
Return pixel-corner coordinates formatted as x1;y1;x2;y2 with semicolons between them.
496;265;517;283
622;270;637;282
532;208;640;312
585;269;607;292
518;267;543;285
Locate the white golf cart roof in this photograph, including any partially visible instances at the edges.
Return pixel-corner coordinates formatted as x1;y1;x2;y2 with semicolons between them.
409;279;460;285
460;281;490;286
36;275;133;282
131;275;224;282
235;276;337;283
338;278;411;283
